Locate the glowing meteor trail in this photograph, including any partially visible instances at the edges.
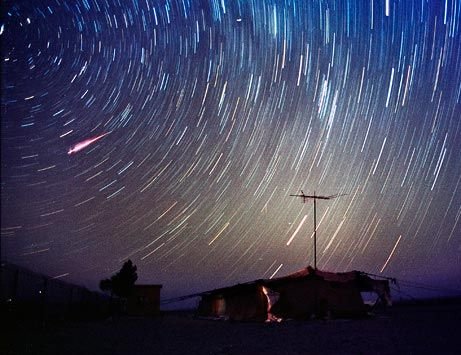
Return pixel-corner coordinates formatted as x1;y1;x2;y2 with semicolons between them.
67;132;110;155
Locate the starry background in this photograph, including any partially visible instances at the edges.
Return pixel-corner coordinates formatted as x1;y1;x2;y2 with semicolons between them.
1;0;461;300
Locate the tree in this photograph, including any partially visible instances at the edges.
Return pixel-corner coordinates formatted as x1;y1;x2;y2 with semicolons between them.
99;260;138;298
99;278;112;293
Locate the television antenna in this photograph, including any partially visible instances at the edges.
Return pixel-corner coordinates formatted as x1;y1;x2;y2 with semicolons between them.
290;191;346;270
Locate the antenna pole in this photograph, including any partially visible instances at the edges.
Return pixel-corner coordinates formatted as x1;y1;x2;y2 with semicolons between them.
314;191;317;270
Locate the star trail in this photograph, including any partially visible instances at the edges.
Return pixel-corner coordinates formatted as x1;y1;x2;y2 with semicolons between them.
1;0;460;299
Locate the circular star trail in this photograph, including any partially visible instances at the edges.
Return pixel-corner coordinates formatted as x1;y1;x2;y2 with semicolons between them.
2;0;461;298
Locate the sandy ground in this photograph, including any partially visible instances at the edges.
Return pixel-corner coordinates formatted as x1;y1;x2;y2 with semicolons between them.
4;302;461;354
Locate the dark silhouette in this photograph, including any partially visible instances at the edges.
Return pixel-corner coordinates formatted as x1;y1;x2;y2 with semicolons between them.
99;260;138;298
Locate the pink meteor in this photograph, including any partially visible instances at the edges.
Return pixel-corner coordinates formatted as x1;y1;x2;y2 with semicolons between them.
67;132;110;155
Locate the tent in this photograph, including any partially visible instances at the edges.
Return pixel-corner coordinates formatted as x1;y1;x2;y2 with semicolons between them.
197;266;391;321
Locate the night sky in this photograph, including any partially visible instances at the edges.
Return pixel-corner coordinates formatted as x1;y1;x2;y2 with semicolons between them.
2;0;461;300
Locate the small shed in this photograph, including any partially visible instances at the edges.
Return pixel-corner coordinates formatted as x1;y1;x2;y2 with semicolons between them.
126;284;162;316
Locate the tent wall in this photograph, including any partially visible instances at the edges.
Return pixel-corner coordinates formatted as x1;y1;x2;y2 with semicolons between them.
224;287;267;321
197;286;267;321
268;279;366;319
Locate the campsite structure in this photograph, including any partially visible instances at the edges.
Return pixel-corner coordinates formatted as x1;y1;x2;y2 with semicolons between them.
197;266;392;322
169;192;392;322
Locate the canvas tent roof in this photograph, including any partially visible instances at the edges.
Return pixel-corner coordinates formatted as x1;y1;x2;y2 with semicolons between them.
272;266;359;282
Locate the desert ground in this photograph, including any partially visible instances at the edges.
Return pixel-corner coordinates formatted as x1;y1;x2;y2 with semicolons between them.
3;301;461;355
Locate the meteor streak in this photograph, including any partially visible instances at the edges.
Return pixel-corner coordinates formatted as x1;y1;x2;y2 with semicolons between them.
67;132;110;155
